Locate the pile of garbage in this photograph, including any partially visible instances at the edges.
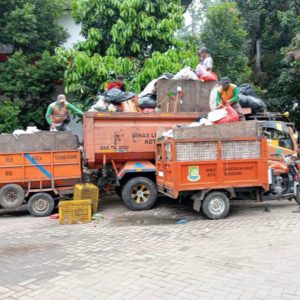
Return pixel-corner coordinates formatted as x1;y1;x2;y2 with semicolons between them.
88;67;218;113
238;83;266;114
0;126;41;137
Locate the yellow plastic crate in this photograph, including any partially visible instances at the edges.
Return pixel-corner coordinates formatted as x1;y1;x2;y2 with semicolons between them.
59;199;92;225
74;183;99;213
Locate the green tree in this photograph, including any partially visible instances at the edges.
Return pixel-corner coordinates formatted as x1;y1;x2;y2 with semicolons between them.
57;0;195;105
0;101;22;133
183;0;214;35
0;0;68;55
265;34;300;126
235;0;299;73
0;0;68;133
72;0;184;58
201;2;251;83
0;51;64;129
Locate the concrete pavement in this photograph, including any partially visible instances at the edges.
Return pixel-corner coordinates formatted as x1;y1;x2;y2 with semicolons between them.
1;196;300;300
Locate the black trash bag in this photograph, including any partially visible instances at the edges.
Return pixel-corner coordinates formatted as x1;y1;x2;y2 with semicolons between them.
103;88;136;104
138;95;157;108
239;94;267;113
159;73;174;79
239;83;256;97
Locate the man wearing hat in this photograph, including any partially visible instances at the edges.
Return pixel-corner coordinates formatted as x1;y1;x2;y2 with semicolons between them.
216;77;245;121
195;47;213;76
45;94;83;131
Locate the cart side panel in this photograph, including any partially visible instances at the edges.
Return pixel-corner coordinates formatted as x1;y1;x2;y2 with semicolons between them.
0;150;81;188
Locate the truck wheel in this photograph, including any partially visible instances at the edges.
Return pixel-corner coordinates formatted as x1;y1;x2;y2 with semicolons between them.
202;192;230;220
27;193;55;217
121;177;157;211
0;184;25;209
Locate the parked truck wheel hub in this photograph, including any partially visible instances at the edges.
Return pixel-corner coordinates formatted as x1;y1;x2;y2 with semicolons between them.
4;190;17;203
34;198;49;212
209;198;225;214
131;184;150;204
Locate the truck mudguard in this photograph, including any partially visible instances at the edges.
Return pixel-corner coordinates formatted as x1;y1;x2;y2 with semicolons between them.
117;161;156;180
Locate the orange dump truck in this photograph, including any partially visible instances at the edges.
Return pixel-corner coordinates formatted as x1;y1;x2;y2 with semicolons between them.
83;112;202;210
0;132;81;216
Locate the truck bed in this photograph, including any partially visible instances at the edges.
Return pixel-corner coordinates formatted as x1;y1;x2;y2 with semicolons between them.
83;112;203;169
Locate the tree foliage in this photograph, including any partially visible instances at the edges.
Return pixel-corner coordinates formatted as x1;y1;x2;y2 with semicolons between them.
0;0;68;55
0;51;64;129
72;0;184;58
57;0;195;106
233;0;300;125
56;47;198;108
201;2;252;83
0;0;67;133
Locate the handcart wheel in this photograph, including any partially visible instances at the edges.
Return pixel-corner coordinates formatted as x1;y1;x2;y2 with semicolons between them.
202;191;230;220
27;193;55;217
0;184;25;209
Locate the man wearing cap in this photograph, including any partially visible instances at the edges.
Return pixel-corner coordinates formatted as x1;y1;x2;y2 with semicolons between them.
216;77;245;121
45;94;83;131
105;75;126;92
195;47;213;76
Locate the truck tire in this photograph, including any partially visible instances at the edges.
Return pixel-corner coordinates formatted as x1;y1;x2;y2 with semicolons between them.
0;184;25;209
121;177;157;211
27;193;55;217
202;192;230;220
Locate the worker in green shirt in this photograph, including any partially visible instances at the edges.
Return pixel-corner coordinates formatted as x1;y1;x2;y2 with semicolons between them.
216;77;245;121
45;94;83;131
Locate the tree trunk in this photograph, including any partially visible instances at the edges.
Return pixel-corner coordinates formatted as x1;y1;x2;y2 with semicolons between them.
256;38;262;72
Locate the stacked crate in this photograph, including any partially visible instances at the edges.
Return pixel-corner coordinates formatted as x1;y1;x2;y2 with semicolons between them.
74;183;99;213
59;183;99;225
59;200;92;225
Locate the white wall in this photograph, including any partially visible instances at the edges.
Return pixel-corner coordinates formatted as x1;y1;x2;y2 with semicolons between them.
58;11;85;49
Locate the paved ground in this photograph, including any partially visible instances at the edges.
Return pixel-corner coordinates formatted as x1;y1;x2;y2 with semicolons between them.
1;195;300;300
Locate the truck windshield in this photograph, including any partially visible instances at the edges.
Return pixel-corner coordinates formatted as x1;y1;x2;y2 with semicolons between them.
265;128;294;150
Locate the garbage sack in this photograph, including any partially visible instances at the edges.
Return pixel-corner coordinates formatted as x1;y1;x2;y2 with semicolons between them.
239;83;256;97
13;126;40;136
173;67;198;80
142;108;155;113
208;108;228;122
138;95;156;108
239;94;266;113
88;95;108;112
139;79;157;98
209;85;219;111
104;88;136;104
198;72;218;82
213;106;239;124
138;74;174;98
188;122;202;128
198;118;212;126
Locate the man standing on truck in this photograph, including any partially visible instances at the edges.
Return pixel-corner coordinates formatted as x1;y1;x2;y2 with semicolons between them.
45;94;83;131
105;75;126;91
196;47;213;76
216;77;245;121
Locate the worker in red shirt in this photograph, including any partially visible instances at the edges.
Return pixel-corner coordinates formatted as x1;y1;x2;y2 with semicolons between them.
105;75;126;92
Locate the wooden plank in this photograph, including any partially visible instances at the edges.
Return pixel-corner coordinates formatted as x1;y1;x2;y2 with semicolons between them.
157;79;218;112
